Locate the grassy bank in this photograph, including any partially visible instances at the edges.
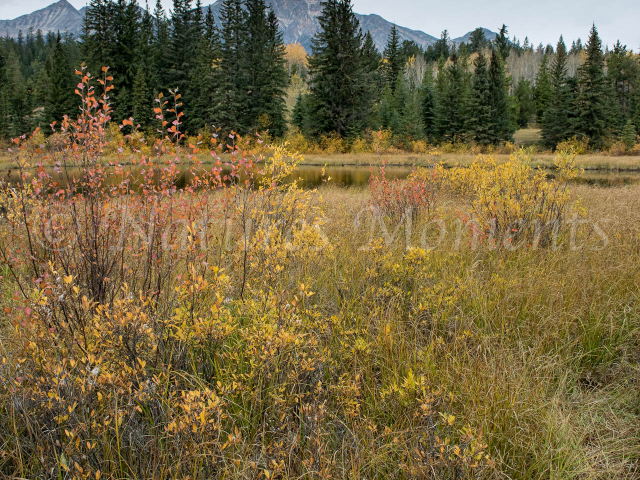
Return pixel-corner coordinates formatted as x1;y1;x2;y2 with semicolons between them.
299;152;640;170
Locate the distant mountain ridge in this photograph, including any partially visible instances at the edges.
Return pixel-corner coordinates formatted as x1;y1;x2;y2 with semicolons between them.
1;0;496;53
0;0;83;38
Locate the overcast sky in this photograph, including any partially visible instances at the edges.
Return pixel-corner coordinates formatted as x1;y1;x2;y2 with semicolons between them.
2;0;639;52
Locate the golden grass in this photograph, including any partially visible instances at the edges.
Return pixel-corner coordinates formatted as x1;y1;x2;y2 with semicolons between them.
2;148;640;478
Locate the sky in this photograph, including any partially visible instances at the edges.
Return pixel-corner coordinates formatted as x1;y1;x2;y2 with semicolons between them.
2;0;639;52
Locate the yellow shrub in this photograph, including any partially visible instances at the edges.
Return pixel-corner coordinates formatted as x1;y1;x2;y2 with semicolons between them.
285;129;311;153
351;136;372;154
556;136;590;154
608;140;628;156
319;133;347;154
411;140;428;154
435;148;579;248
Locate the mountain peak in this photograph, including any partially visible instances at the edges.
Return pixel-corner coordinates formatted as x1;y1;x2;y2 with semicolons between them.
0;0;83;37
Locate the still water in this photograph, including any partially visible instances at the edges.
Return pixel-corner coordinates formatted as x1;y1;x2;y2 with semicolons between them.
5;164;640;189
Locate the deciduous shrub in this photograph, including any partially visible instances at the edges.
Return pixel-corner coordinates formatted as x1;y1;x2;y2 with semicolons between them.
435;148;580;248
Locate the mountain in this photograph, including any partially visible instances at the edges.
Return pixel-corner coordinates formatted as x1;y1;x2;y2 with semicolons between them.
1;0;497;55
204;0;438;51
0;0;84;38
356;14;438;51
452;28;498;45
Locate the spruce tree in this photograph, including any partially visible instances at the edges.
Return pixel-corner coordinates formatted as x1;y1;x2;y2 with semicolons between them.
153;0;172;91
132;64;151;126
292;93;308;132
421;67;436;139
607;41;638;126
383;25;402;92
466;53;493;145
621;120;637;150
542;37;574;148
379;83;400;133
534;54;552;123
82;0;115;73
361;31;383;125
214;0;247;132
434;54;468;142
431;30;450;61
242;2;288;136
258;8;288;136
132;3;155;128
168;0;199;125
514;77;535;128
189;6;220;132
468;28;487;54
488;48;513;143
0;47;11;138
398;75;424;142
112;0;142;122
46;34;76;130
495;24;510;60
575;25;609;149
307;0;367;137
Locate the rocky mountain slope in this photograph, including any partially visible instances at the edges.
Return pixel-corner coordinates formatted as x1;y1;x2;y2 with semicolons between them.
0;0;83;38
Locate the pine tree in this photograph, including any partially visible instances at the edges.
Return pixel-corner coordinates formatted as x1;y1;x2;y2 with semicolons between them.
541;37;574;148
488;48;513;143
575;25;609;149
534;54;552;123
383;25;402;91
307;0;367;137
466;53;493;145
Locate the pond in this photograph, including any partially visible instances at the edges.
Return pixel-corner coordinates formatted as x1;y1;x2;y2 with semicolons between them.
4;164;640;189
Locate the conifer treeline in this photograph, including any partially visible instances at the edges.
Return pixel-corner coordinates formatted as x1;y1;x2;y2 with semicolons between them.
0;0;639;149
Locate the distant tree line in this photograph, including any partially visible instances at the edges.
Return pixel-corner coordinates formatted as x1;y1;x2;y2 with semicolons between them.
0;0;639;150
